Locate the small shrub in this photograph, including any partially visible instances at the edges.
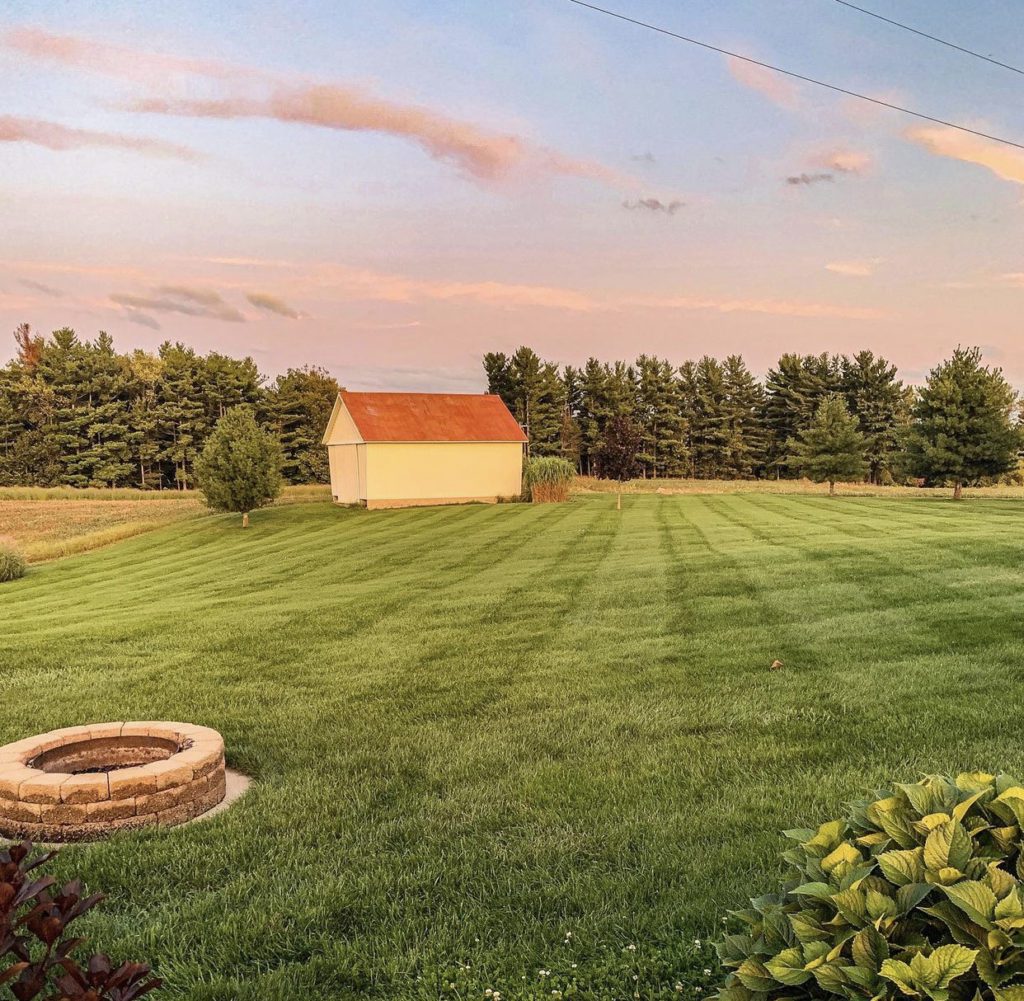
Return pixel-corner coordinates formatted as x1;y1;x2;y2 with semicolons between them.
715;771;1024;1001
0;537;27;582
523;457;576;503
0;840;161;999
195;406;283;527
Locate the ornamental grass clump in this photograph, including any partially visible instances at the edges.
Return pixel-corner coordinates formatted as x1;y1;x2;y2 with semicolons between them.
716;772;1024;1001
523;457;576;503
0;536;27;582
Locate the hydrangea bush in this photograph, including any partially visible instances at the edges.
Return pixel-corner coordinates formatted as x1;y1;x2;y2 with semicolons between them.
716;772;1024;1001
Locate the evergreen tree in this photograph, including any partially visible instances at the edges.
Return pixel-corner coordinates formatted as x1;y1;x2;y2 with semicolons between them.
788;395;867;495
576;358;608;476
904;347;1021;500
764;353;842;477
721;355;766;478
688;357;731;478
126;350;164;489
560;365;583;469
840;351;910;484
263;366;341;483
195;406;283;527
156;342;207;490
635;355;687;478
483;352;515;410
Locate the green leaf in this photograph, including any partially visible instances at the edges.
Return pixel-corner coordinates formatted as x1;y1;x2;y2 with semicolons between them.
879;849;926;887
789;913;829;944
736;958;776;992
765;947;811;986
870;797;920;849
953;791;987;823
881;959;921;996
942;881;998;929
992;986;1024;1001
822;842;863;875
811;962;849;994
993;789;1024;829
921;901;983;946
832;887;868;926
851;926;889;972
927;944;978;988
987;865;1018;901
792;882;833;901
897;882;933;915
925;819;973;873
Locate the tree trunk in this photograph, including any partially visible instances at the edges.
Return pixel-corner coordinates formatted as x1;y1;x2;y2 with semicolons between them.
829;479;835;496
953;481;963;501
242;512;249;528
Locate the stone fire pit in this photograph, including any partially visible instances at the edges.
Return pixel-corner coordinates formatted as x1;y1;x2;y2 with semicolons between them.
0;722;226;842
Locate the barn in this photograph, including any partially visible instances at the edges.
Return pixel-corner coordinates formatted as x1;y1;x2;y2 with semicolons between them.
321;391;528;509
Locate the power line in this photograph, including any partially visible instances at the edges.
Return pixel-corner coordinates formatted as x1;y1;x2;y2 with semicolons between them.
564;0;1024;152
831;0;1024;78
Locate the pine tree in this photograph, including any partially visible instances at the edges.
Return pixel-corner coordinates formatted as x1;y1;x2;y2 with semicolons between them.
905;347;1021;500
126;350;164;489
576;358;607;476
721;355;766;478
764;353;842;477
840;351;910;484
687;357;731;478
635;355;687;478
263;367;341;483
156;343;207;490
788;396;867;495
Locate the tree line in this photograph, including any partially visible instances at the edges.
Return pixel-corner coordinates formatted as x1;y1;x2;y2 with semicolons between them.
485;346;1023;492
0;325;340;489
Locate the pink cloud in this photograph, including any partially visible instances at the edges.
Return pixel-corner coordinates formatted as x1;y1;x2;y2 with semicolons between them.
725;56;801;109
0;115;197;160
814;148;872;175
291;263;883;320
906;125;1024;186
6;27;634;188
4;26;250;83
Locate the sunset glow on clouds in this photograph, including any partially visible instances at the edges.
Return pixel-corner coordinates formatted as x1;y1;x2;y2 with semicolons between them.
3;1;1024;389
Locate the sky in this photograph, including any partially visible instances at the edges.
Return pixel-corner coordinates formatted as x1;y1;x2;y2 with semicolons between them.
3;0;1024;390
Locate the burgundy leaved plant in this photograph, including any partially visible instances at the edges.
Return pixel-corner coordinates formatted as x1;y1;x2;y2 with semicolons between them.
0;841;160;1001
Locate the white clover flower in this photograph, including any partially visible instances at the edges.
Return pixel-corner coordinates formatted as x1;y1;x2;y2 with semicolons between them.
571;964;578;970
627;943;637;952
675;984;684;994
485;990;493;997
693;939;702;947
633;974;639;981
704;969;712;976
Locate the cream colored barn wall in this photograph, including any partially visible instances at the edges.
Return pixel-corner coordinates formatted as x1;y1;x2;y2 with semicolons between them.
324;400;363;445
328;444;362;503
364;442;523;505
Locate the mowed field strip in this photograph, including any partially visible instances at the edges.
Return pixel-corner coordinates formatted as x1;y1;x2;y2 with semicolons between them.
3;493;1024;999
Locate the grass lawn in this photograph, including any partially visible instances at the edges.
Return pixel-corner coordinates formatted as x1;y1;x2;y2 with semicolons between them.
3;492;1024;1000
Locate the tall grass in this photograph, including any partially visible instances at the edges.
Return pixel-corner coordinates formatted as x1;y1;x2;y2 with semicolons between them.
0;484;332;503
0;536;26;581
523;456;576;503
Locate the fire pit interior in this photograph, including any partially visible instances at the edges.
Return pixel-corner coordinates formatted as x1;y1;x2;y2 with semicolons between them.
0;722;227;842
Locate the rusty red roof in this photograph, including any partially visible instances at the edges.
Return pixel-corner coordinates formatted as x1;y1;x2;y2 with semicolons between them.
340;391;527;443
